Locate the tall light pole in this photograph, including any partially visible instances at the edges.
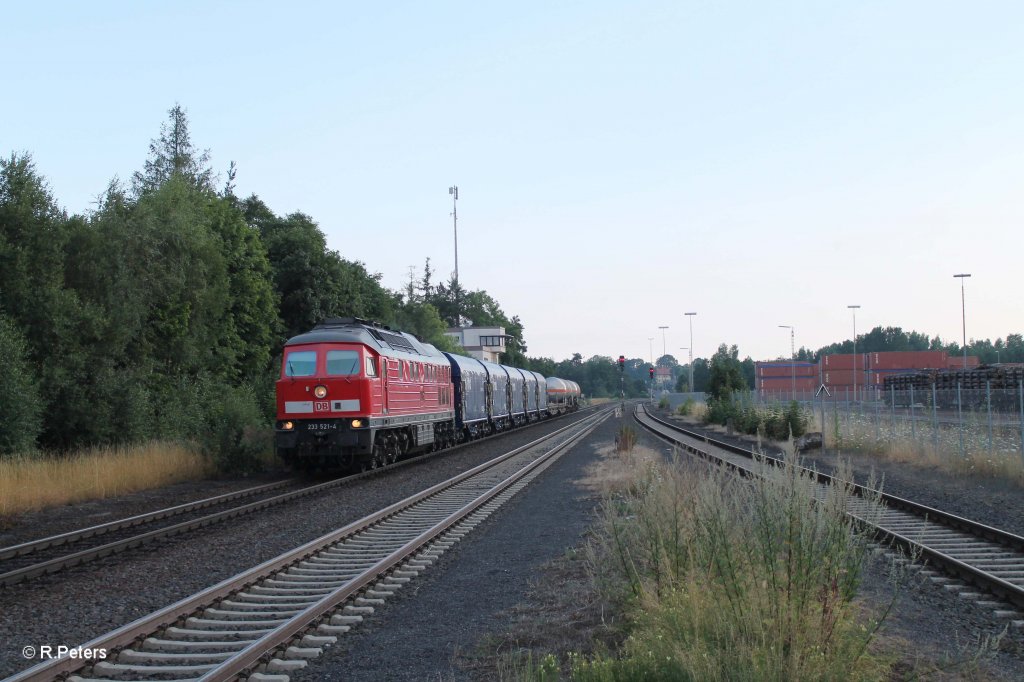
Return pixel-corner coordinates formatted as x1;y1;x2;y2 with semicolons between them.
658;326;669;361
448;186;459;284
779;325;795;400
448;185;460;325
954;273;971;369
685;313;697;394
848;305;860;401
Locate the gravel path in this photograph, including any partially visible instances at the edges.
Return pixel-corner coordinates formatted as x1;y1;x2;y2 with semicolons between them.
0;414;589;679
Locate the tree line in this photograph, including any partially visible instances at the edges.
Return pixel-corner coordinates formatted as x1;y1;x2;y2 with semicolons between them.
0;106;528;462
4;106;1017;460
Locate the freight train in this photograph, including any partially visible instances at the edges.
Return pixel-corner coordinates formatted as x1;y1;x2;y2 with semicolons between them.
275;318;581;471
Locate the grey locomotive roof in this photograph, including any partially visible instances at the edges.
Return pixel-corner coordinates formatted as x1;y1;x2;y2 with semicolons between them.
443;352;488;376
285;318;445;360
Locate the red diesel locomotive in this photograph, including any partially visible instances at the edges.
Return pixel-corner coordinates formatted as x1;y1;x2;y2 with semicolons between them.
275;318;457;471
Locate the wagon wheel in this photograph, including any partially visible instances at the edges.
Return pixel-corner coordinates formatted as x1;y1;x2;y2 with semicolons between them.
386;439;400;465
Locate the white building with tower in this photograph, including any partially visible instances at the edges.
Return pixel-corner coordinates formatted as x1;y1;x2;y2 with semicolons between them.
445;326;506;363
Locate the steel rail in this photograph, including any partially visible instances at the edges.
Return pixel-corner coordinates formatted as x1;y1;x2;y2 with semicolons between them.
0;408;592;588
634;404;1024;609
6;409;608;682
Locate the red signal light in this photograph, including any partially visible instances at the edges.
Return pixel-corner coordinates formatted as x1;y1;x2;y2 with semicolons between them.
618;355;625;372
648;367;655;379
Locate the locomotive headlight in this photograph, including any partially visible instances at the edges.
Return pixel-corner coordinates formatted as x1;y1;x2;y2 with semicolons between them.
281;421;294;431
313;384;328;399
350;419;363;428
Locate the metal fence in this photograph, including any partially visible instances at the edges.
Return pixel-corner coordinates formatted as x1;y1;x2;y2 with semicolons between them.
753;382;1024;467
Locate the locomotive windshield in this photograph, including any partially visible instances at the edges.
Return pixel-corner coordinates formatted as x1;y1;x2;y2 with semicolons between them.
326;350;360;376
284;350;316;377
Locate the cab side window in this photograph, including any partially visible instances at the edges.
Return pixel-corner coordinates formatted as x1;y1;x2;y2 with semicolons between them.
365;356;378;377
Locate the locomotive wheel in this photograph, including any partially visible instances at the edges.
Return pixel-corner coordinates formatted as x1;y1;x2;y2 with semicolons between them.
370;442;387;469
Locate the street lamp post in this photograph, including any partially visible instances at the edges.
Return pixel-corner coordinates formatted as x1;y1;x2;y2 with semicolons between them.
848;305;860;401
954;274;971;369
658;326;669;363
685;313;696;393
779;325;795;400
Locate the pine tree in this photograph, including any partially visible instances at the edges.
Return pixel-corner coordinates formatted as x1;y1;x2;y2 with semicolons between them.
132;104;214;195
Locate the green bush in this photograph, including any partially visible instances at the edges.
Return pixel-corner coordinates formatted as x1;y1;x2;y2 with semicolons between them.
199;383;271;473
703;397;809;442
657;396;670;410
676;398;694;416
0;315;43;455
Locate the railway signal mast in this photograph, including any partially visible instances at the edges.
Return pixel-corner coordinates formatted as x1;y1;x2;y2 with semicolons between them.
618;355;625;401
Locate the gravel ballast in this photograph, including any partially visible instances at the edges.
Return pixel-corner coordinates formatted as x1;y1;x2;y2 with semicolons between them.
0;413;593;679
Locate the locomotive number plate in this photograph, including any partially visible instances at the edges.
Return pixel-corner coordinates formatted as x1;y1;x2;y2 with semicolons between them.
307;423;339;431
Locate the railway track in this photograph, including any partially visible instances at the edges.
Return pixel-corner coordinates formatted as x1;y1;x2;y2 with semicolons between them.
7;408;610;682
634;404;1024;617
0;409;592;588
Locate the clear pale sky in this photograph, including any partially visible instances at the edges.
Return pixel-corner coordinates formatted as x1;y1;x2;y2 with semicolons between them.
4;1;1022;364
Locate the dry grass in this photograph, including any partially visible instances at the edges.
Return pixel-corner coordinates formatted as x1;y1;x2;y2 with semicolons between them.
814;411;1024;485
0;442;213;517
576;456;894;681
577;442;664;496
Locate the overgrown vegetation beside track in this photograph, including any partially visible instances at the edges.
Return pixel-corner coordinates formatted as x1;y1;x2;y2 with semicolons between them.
703;397;810;441
501;432;895;681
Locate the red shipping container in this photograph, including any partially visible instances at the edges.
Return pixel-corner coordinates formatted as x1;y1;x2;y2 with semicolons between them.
758;375;818;385
819;354;869;370
945;356;980;369
866;350;947;370
822;370;870;387
758;368;818;379
757;379;819;395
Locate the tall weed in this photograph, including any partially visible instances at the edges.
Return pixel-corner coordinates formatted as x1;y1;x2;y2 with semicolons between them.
581;459;888;681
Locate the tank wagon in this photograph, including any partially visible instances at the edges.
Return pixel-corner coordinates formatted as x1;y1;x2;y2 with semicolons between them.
275;318;581;471
546;377;581;414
